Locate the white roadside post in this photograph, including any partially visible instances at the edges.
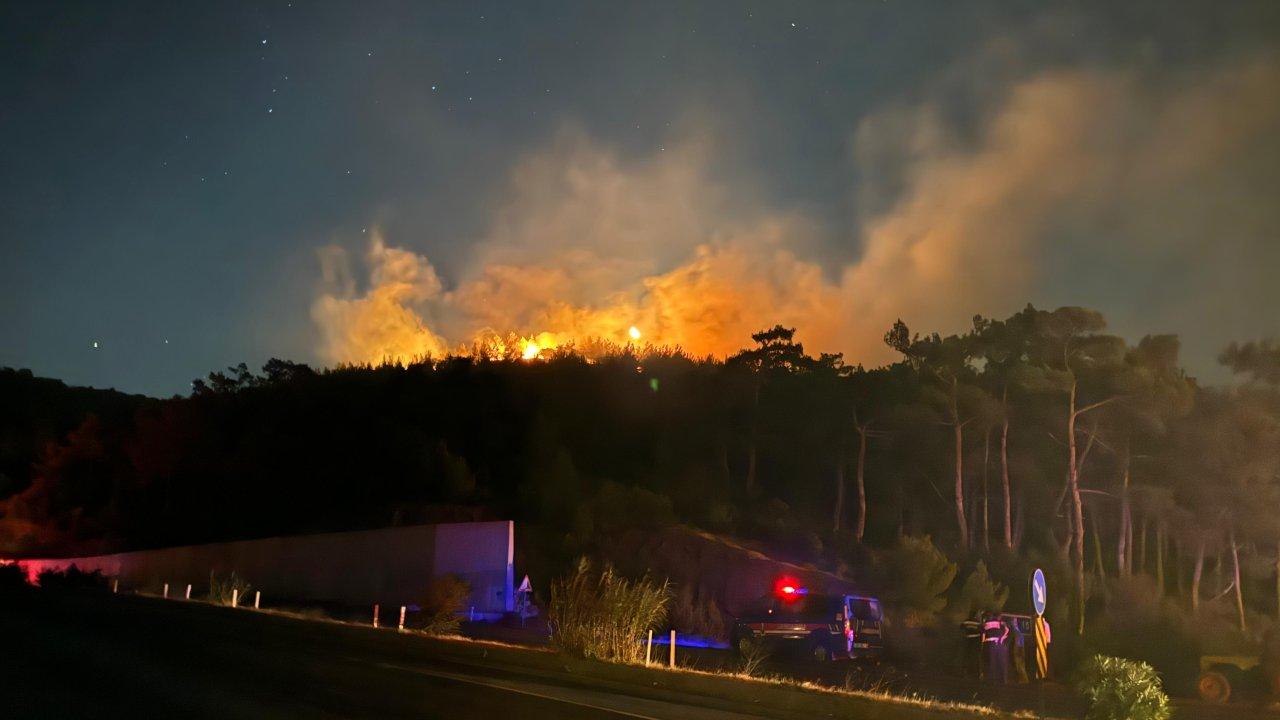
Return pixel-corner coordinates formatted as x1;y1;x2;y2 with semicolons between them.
645;630;653;666
398;606;406;631
373;604;380;628
163;583;169;599
669;630;676;668
231;588;239;608
254;590;260;609
112;579;118;594
185;584;192;600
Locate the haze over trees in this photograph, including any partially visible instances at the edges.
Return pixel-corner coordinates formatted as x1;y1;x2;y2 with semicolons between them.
3;304;1280;675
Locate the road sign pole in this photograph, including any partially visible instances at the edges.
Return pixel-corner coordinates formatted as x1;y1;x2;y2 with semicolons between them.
1030;568;1048;720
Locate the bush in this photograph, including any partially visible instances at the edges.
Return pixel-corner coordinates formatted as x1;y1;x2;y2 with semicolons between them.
208;571;252;606
37;565;109;592
0;563;30;594
1083;578;1202;695
1076;654;1171;720
947;560;1008;623
574;482;675;541
414;574;470;634
548;558;670;663
881;535;957;626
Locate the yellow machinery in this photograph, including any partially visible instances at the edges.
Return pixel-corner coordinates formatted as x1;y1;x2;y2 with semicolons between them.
1197;655;1262;704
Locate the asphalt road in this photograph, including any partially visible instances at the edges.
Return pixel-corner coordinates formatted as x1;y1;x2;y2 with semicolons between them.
3;590;772;720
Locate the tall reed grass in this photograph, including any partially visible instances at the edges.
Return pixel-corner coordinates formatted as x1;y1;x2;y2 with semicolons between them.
208;571;252;606
548;558;670;663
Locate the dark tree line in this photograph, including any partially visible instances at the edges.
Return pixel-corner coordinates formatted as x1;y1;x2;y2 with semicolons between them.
3;304;1280;644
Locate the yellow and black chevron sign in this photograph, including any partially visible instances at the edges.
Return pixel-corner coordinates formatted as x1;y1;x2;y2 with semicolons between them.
1034;616;1050;679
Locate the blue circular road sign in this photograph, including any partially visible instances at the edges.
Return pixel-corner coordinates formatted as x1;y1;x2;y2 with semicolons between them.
1031;568;1047;617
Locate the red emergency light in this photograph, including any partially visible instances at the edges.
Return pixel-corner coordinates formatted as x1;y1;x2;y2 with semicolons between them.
774;576;808;601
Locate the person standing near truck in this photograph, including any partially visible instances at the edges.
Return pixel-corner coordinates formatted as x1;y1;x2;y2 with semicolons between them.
981;612;1010;683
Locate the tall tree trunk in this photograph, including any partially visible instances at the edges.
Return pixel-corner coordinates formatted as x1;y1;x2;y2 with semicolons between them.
1215;547;1224;592
1177;535;1187;597
1091;510;1107;583
982;427;991;553
1068;380;1087;634
855;422;868;543
951;377;969;551
1001;400;1013;550
1175;538;1185;598
1117;444;1131;577
1230;524;1246;633
1137;517;1147;575
1192;538;1205;613
1156;521;1165;595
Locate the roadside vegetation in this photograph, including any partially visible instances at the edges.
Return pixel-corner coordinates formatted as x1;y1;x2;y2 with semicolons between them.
37;565;110;592
1076;654;1171;720
208;571;252;606
4;303;1280;694
548;558;669;663
412;574;470;634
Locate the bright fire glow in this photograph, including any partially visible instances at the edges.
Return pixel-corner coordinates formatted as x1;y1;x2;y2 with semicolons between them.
521;340;541;360
628;325;641;340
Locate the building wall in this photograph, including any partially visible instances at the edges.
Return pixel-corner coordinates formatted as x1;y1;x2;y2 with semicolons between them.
13;521;515;617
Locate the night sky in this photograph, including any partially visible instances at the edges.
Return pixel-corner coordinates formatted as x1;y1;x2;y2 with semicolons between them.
3;1;1279;397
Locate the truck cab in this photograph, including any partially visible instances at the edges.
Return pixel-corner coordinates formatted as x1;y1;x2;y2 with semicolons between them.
730;581;884;661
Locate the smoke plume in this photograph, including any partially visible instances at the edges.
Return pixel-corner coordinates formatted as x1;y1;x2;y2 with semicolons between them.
313;56;1280;367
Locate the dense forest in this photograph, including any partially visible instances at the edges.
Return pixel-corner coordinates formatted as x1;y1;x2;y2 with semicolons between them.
4;304;1280;671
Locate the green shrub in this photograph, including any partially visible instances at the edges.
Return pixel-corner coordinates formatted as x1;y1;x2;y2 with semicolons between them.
947;560;1008;623
548;558;670;663
1084;578;1202;695
881;535;956;626
414;574;470;634
1076;654;1171;720
208;571;252;606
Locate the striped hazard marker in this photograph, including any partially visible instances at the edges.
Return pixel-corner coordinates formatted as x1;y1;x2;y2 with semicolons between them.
1034;616;1050;680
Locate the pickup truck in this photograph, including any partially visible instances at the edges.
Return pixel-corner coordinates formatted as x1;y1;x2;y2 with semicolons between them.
730;587;884;662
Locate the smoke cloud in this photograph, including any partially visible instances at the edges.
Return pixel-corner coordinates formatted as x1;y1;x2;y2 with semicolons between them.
313;55;1280;367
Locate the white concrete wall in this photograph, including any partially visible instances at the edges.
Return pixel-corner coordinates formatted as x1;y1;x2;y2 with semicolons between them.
13;521;514;616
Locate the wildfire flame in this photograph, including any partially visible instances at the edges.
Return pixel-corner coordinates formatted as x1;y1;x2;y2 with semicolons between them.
520;339;541;360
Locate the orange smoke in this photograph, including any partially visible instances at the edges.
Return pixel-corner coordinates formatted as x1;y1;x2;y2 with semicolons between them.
311;58;1280;367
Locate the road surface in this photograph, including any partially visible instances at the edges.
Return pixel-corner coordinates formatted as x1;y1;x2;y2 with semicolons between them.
2;590;786;719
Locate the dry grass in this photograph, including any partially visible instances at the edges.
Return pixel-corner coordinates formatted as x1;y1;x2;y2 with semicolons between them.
736;636;771;677
548;558;670;663
207;571;252;606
